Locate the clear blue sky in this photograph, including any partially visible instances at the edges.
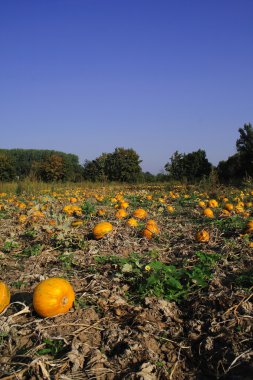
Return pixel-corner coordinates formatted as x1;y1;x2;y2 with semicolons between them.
1;0;252;174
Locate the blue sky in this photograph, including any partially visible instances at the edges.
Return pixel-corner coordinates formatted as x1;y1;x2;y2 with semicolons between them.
0;0;252;174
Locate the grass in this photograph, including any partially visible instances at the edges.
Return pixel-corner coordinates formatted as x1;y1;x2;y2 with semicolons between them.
0;179;171;196
95;251;219;303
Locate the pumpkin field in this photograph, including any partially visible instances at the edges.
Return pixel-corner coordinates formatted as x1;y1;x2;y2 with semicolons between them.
0;182;253;379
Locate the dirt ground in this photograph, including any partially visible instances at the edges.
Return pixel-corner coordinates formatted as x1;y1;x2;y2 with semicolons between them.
0;186;252;379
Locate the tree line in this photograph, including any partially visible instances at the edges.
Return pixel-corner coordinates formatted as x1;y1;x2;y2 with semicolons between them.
0;123;252;183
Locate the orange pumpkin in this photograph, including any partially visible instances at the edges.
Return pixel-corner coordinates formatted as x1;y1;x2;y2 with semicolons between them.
224;203;233;211
244;220;253;234
146;219;158;227
115;209;128;219
235;205;244;214
126;218;138;227
93;221;113;239
97;208;106;216
167;205;175;213
203;208;214;218
246;220;253;230
18;214;27;224
0;281;10;313
220;209;231;217
120;201;129;209
142;220;159;240
133;208;147;219
195;230;210;242
33;278;75;318
208;199;218;208
198;201;206;208
71;220;83;227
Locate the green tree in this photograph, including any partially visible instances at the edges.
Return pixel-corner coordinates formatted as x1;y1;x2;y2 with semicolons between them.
61;153;83;182
184;150;212;181
217;122;253;183
0;149;82;181
40;154;65;181
165;149;212;182
142;171;157;182
217;154;243;183
104;147;142;182
0;152;16;181
236;123;253;177
165;151;185;180
236;123;253;155
83;153;109;181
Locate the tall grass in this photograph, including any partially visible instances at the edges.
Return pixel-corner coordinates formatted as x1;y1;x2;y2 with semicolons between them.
1;177;229;197
0;179;80;195
0;179;170;195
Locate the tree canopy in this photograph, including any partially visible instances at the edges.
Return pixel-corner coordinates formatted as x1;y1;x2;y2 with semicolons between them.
83;148;142;182
165;149;212;182
105;148;142;182
0;149;82;182
1;123;253;183
218;123;253;182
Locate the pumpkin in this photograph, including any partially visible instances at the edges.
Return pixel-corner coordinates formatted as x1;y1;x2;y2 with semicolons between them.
71;220;83;227
115;209;128;219
198;201;206;208
93;221;113;239
120;201;129;209
95;194;104;202
18;202;26;209
18;214;27;224
133;208;147;219
167;205;175;213
196;230;210;242
203;208;214;218
97;209;106;216
0;281;10;313
115;193;124;201
208;199;218;208
33;278;75;318
224;203;233;211
235;204;244;214
146;219;158;227
244;220;253;234
142;220;159;240
31;210;45;219
126;218;138;227
220;209;231;217
63;205;82;216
